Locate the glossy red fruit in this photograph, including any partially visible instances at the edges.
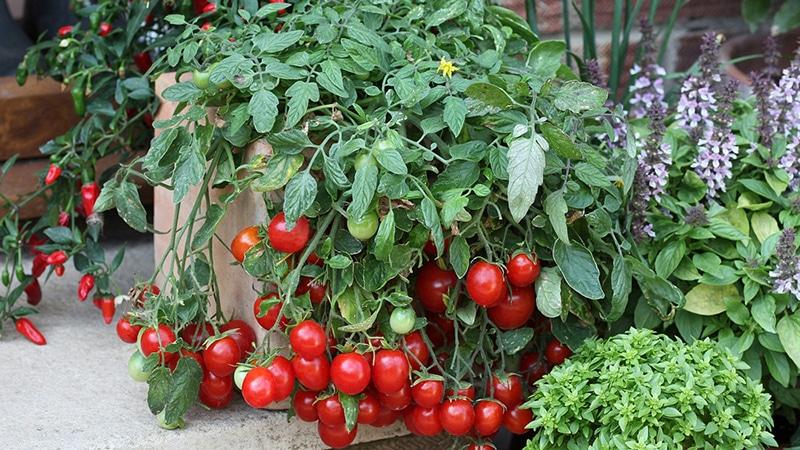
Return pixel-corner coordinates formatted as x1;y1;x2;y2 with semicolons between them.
404;408;421;435
519;352;549;385
371;406;400;427
503;405;533;434
46;250;68;265
357;392;380;424
545;339;572;365
378;382;411;411
268;212;311;254
412;379;444;408
372;349;409;394
134;284;160;308
296;277;326;304
426;313;454;347
24;278;41;306
466;261;506;307
242;367;276;408
140;324;176;363
219;320;256;357
116;316;141;344
133;52;152;72
77;274;95;301
269;0;288;15
467;444;497;450
31;253;47;277
490;374;523;409
507;253;541;287
57;25;73;37
317;422;357;449
403;331;431;371
292;390;319;422
180;322;213;348
253;294;285;330
171;349;204;372
488;285;535;330
230;226;261;263
81;182;100;217
291;354;330;391
57;211;70;226
265;355;295;402
414;261;457;313
54;264;65;277
290;320;327;359
199;371;233;409
411;405;442;436
446;384;476;401
205;337;241;377
99;297;115;324
200;21;212;31
439;399;475;436
331;352;371;395
98;22;112;36
316;394;345;426
201;2;216;13
474;400;504;437
15;318;46;345
44;164;62;185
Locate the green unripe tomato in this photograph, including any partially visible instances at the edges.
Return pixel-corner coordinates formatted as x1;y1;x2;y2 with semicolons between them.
354;152;376;171
347;212;379;241
233;364;250;390
128;351;151;383
372;138;393;153
192;69;210;89
207;62;232;89
390;307;416;335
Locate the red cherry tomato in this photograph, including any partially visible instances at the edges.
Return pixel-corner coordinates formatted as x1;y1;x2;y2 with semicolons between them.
468;444;497;450
474;400;504;437
507;253;541;287
268;212;311;254
296;277;326;304
545;339;572;365
439;398;475;436
503;405;533;434
412;379;444;408
98;22;112;36
307;252;323;266
170;349;204;372
290;320;327;359
403;330;431;371
57;25;72;37
488;285;535;330
242;367;276;408
411;405;442;436
372;349;410;394
490;373;523;408
358;391;380;424
291;354;330;391
231;226;261;262
519;352;549;385
292;390;318;422
266;355;295;402
219;320;256;358
446;384;476;400
317;422;357;449
139;324;176;363
199;370;233;409
414;261;457;313
378;382;412;411
253;294;286;330
404;407;421;435
204;337;241;377
371;406;400;427
268;0;288;15
180;322;214;348
316;394;345;426
422;236;450;257
331;352;371;395
200;21;212;31
466;261;506;307
116;315;141;344
201;2;216;13
426;313;454;347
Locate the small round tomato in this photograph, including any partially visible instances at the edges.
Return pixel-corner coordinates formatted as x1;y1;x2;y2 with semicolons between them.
347;212;379;241
439;399;475;436
317;422;357;449
201;2;216;13
331;352;371;395
268;212;311;254
372;349;410;394
466;261;506;307
139;324;176;363
426;313;454;347
242;367;276;409
116;315;141;343
488;285;535;330
371;406;400;427
490;373;523;408
98;22;112;36
128;351;150;382
192;69;210;89
296;277;326;304
390;307;416;335
180;322;213;347
468;444;497;450
291;354;330;391
358;391;380;424
199;371;233;409
415;261;458;314
446;384;476;401
378;382;411;411
204;336;241;377
353;152;376;170
233;365;250;390
404;408;420;435
170;348;204;372
474;400;504;437
293;390;319;422
412;379;444;409
254;294;285;330
411;405;442;436
507;253;541;287
266;355;295;402
290;320;327;359
519;352;549;385
503;405;533;435
317;394;345;426
545;339;572;365
230;226;261;262
403;330;431;371
219;320;256;357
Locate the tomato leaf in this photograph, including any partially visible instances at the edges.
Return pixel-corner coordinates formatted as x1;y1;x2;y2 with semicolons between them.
347;165;378;220
164;358;203;424
448;235;470;278
535;267;562;318
499;327;534;355
248;89;278;133
552;240;603;300
339;393;360;432
191;203;226;251
544;190;569;244
374;210;395;261
507;126;547;222
283;172;317;226
147;366;172;415
443;96;467;137
114;181;147;232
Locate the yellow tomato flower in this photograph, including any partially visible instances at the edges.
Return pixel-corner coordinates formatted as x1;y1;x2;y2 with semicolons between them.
437;57;458;78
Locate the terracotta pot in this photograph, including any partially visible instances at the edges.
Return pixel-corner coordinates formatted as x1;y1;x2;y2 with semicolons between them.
721;31;800;85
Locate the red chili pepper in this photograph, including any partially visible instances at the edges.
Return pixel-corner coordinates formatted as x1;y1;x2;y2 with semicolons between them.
143;113;154;129
200;21;212;31
24;278;42;305
57;211;70;227
133;52;152;73
201;2;216;13
54;264;65;277
32;253;47;277
45;250;68;266
98;22;112;37
93;297;102;309
193;0;210;14
77;274;95;301
100;297;116;324
57;25;73;38
81;182;100;217
15;318;46;345
28;234;47;255
44;164;62;185
269;0;288;15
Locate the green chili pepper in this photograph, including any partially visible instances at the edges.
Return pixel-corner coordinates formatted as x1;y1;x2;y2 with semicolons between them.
16;63;27;86
89;12;100;31
71;78;86;116
2;269;10;286
15;265;25;282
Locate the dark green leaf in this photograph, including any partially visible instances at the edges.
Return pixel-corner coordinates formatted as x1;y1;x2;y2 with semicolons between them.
553;240;603;300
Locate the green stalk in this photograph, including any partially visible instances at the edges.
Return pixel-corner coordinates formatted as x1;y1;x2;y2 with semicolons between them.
525;0;539;35
562;0;571;66
608;0;625;96
615;0;644;98
657;0;687;65
580;0;596;61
